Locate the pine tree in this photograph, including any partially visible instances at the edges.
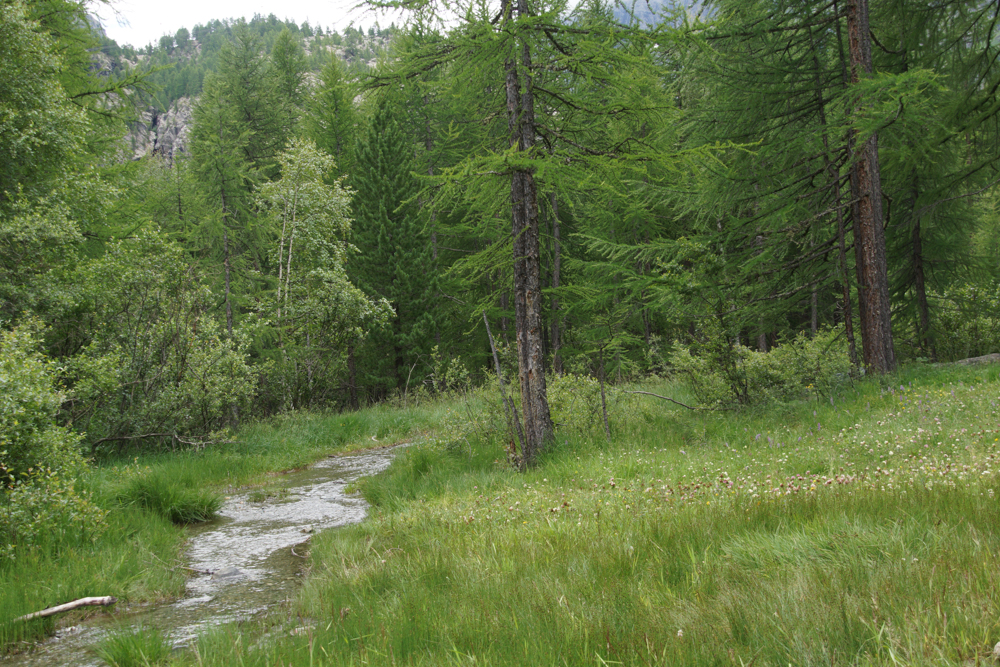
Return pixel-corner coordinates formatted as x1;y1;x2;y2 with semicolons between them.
304;55;358;175
351;100;439;397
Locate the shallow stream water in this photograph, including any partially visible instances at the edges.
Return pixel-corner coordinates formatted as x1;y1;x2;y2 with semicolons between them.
3;447;398;666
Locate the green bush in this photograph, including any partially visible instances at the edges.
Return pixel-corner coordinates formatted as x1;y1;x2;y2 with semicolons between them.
548;373;604;434
0;470;106;559
670;325;853;407
932;282;1000;361
0;321;102;559
69;231;257;453
0;321;85;480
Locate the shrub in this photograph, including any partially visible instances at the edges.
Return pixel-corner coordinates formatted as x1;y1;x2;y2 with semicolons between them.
932;282;1000;362
68;231;256;453
548;373;604;434
0;321;102;559
0;321;85;480
670;325;853;407
0;469;106;559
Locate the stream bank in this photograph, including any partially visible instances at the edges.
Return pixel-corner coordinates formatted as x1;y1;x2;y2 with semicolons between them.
1;448;399;667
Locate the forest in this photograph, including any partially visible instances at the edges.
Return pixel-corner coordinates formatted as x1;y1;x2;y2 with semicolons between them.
4;0;1000;663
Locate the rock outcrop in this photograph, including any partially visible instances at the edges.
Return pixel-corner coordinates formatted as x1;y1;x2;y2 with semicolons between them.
130;96;194;160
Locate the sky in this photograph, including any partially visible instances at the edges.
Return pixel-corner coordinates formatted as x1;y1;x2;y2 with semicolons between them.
94;0;390;48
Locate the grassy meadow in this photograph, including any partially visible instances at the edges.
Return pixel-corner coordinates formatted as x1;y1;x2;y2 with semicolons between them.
188;363;1000;666
6;362;1000;666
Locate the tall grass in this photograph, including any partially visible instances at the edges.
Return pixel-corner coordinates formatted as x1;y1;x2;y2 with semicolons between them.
94;626;172;667
186;363;1000;666
118;474;222;524
1;398;454;652
0;506;184;649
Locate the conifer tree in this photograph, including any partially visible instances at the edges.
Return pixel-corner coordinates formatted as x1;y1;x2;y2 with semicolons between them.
364;0;667;465
271;28;308;121
305;55;358;175
351;100;439;396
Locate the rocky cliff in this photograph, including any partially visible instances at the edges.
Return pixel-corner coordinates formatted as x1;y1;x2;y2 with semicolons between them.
130;97;194;160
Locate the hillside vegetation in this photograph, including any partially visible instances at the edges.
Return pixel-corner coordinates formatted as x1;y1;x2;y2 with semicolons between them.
4;0;1000;662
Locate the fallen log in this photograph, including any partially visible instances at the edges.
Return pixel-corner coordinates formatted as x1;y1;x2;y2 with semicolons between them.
15;596;116;622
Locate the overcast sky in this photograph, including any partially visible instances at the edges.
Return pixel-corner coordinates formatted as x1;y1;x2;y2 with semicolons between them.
94;0;389;48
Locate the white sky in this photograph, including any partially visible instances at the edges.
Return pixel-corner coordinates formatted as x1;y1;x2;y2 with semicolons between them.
94;0;391;48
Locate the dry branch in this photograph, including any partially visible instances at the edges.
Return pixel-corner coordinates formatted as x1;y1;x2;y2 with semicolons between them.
623;391;705;411
15;596;116;622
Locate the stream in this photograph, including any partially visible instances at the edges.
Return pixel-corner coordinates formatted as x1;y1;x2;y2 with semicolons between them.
3;447;399;666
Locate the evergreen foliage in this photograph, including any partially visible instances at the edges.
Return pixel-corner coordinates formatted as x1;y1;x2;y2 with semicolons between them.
2;0;1000;461
351;101;439;397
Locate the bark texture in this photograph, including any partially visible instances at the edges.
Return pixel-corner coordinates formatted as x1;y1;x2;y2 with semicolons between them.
505;0;553;468
846;0;896;373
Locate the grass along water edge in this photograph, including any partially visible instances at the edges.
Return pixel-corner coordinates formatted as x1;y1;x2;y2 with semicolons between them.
1;401;447;654
185;362;1000;666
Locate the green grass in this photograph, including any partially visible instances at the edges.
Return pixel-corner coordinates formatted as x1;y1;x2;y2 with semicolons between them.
0;402;446;652
118;474;222;524
94;626;173;667
183;362;1000;666
0;506;185;651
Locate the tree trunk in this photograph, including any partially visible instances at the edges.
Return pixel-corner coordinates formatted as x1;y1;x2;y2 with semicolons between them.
549;191;563;375
499;284;511;348
846;0;896;373
505;0;553;468
829;7;859;367
394;305;404;391
910;182;936;360
836;177;859;367
222;229;234;337
347;344;358;409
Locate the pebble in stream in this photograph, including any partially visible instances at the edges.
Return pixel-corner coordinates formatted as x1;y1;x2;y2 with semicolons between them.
1;448;399;667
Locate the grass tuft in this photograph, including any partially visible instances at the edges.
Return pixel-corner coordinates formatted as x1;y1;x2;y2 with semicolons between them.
93;626;172;667
118;474;222;524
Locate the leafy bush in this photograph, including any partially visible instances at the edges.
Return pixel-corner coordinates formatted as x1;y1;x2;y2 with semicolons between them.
0;470;106;559
548;373;604;434
428;345;472;395
932;282;1000;362
0;322;104;559
68;232;256;452
0;321;85;480
670;325;853;407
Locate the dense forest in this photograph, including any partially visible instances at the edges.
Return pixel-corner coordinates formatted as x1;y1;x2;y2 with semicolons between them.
3;0;1000;498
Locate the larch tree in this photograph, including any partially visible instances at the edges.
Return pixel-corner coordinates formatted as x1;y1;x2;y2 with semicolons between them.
845;0;896;373
363;0;667;466
188;23;289;334
305;55;359;177
673;0;938;374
